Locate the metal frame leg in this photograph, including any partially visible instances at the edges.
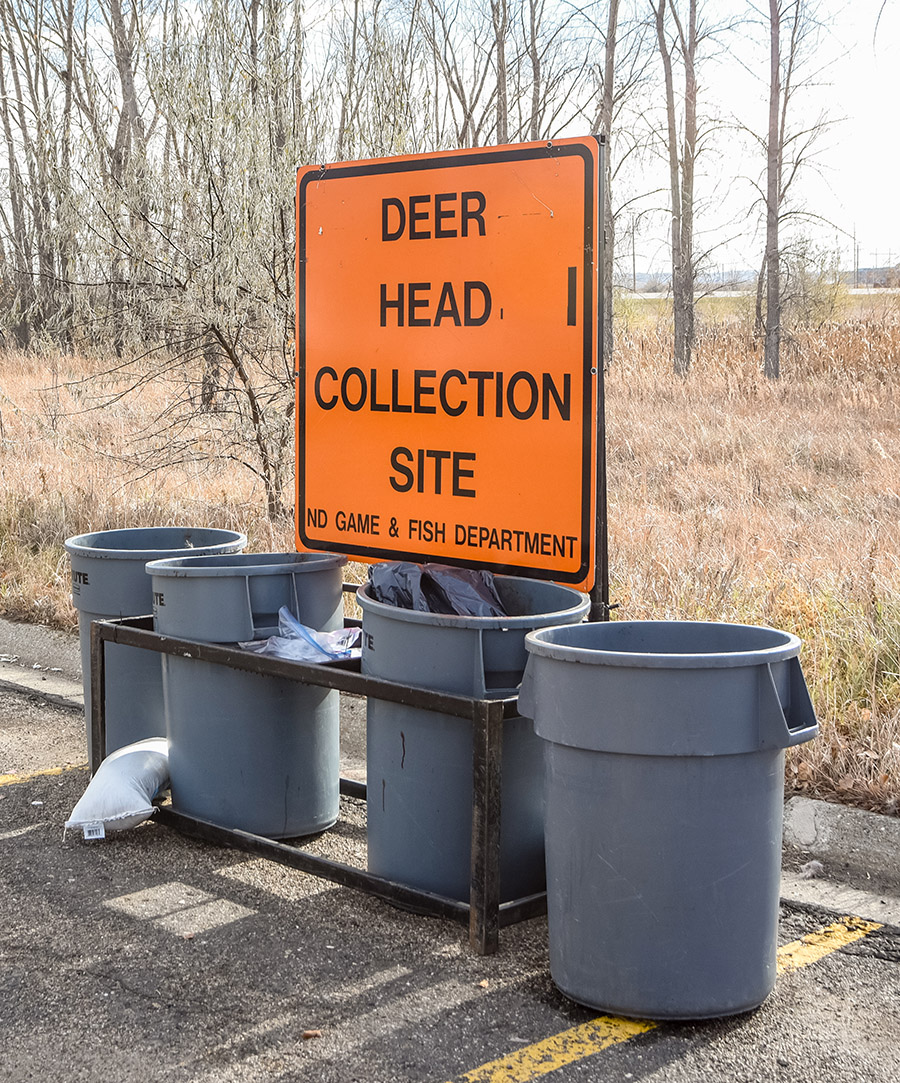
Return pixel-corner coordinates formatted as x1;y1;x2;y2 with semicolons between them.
469;698;504;954
89;620;107;775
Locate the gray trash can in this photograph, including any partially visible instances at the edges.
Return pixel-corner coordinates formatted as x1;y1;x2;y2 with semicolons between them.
148;552;347;838
359;577;589;902
519;620;819;1020
64;527;246;758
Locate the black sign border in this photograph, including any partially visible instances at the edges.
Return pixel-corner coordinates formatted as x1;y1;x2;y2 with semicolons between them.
296;139;599;585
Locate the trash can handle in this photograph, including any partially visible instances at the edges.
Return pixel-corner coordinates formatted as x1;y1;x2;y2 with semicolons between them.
758;657;818;750
517;656;536;719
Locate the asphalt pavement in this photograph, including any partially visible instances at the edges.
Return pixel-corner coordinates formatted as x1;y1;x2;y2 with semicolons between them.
0;615;898;1083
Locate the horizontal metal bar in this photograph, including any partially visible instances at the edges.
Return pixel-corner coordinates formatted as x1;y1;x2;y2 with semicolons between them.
94;619;521;721
499;892;548;926
339;778;367;800
117;614;154;629
155;806;469;923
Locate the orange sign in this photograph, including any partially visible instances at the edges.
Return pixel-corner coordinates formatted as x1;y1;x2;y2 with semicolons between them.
295;138;601;588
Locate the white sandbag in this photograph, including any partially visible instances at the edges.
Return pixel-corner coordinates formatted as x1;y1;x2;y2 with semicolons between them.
65;738;169;839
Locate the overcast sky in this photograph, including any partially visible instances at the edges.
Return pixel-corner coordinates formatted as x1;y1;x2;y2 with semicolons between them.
825;0;899;266
629;0;899;275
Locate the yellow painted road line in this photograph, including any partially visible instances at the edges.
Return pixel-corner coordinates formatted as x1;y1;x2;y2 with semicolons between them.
453;1015;658;1083
0;763;88;787
449;916;884;1083
776;916;883;974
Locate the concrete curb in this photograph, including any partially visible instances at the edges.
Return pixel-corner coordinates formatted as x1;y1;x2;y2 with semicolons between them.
0;615;81;683
783;795;900;893
781;869;900;926
0;660;83;711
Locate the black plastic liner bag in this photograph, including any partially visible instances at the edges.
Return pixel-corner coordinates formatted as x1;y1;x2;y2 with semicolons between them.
368;562;507;617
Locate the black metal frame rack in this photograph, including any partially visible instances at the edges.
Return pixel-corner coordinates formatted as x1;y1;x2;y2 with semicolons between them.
88;608;548;956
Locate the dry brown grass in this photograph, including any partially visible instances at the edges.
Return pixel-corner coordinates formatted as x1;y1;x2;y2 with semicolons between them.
0;350;294;628
609;300;900;815
1;300;898;814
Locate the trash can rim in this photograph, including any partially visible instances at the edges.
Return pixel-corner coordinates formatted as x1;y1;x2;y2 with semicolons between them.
357;579;589;630
146;551;347;577
525;619;802;669
64;527;247;559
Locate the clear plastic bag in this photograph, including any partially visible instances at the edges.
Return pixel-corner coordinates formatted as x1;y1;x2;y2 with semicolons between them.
368;562;507;617
240;606;361;662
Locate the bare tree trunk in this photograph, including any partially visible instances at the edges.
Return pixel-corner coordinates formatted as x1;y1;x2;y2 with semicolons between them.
0;40;32;347
248;0;260;106
653;0;701;376
56;0;76;349
764;0;782;379
598;0;619;370
491;0;509;142
418;0;498;148
105;0;150;355
107;0;147;188
678;1;697;368
201;337;221;411
336;0;360;159
653;0;687;375
210;324;287;520
526;0;542;140
1;0;57;340
755;250;766;338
